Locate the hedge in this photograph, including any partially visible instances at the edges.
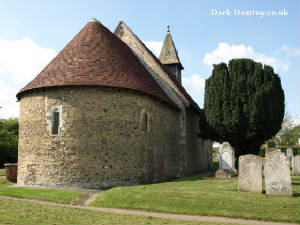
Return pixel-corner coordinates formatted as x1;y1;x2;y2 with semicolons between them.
0;143;18;168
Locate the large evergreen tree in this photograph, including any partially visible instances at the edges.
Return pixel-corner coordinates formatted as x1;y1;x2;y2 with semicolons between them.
201;58;285;158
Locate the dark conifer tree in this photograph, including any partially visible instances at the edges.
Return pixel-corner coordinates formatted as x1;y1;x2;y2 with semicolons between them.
200;58;285;158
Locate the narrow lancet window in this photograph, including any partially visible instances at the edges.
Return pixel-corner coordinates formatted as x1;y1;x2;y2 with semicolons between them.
52;111;60;135
141;113;148;132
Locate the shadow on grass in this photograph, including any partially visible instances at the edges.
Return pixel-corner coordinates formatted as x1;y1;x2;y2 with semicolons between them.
292;182;299;186
170;161;219;183
170;172;213;182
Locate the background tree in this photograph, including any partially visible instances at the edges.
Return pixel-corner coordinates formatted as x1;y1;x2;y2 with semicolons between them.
200;58;285;159
0;118;19;167
280;125;300;146
276;110;294;138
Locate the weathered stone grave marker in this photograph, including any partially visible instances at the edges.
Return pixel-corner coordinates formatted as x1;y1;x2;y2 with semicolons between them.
293;155;300;176
264;151;292;196
238;154;262;193
215;142;237;178
286;148;293;158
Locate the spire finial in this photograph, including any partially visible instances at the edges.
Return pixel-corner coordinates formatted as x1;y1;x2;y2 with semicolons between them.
90;18;100;23
167;25;170;33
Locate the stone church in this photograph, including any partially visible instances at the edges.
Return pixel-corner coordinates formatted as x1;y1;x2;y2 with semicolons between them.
16;18;212;189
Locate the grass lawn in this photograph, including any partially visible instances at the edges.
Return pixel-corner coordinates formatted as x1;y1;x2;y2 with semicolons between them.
0;177;83;204
0;169;5;176
92;174;300;223
0;198;243;225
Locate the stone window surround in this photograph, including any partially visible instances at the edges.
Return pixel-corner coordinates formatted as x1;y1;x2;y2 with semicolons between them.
50;106;62;136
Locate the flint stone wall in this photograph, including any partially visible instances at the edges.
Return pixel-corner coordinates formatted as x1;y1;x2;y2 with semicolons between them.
18;86;183;188
185;108;213;174
238;154;262;193
115;25;212;176
264;151;292;196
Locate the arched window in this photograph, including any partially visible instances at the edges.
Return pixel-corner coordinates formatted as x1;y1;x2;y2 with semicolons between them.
140;109;149;132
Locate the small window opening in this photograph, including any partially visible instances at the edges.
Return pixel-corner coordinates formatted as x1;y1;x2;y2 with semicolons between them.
52;111;60;135
141;113;148;132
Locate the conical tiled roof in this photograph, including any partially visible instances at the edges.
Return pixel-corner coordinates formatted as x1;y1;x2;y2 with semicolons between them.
159;30;183;69
17;19;176;107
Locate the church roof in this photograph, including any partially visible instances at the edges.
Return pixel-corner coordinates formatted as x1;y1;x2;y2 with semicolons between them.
16;19;177;108
159;28;183;69
115;21;201;114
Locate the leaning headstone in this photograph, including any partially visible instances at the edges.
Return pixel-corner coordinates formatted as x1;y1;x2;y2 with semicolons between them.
264;151;292;196
293;155;300;176
286;148;293;158
238;154;262;193
215;142;237;178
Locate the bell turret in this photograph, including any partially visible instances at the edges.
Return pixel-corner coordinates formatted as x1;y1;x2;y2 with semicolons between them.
159;26;184;84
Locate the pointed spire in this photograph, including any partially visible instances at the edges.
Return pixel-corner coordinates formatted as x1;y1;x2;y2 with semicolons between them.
159;28;183;69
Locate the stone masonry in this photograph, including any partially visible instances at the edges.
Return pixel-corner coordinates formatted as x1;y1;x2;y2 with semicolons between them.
18;87;181;188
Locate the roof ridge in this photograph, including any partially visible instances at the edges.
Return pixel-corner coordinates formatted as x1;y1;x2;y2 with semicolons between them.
115;21;201;114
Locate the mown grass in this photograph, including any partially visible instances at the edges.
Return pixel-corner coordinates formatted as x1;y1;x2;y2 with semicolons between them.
92;175;300;223
0;169;5;176
0;198;243;225
0;178;83;204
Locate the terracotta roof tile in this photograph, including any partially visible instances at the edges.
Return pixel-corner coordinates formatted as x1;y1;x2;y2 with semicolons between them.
17;20;177;108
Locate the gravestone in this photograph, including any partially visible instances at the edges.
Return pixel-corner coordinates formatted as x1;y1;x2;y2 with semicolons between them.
215;142;237;178
293;155;300;176
238;154;262;193
264;151;292;196
219;142;235;170
286;148;293;158
4;163;18;183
